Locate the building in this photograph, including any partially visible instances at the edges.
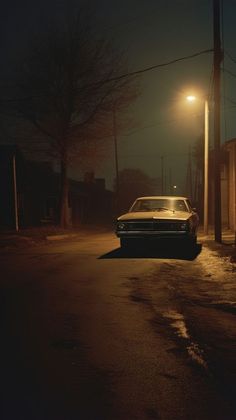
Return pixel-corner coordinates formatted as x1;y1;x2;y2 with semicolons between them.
222;138;236;231
0;145;113;229
0;145;22;229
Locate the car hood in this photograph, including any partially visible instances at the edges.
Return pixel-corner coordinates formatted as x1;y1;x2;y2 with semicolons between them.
117;210;191;221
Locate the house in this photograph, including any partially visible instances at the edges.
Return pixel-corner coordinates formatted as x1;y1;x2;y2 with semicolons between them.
0;145;22;229
222;138;236;231
0;145;113;229
70;173;113;226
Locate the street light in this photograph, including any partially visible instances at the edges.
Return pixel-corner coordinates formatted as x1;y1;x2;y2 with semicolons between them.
186;95;209;235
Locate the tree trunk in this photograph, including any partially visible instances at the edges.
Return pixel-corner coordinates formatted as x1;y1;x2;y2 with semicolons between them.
60;151;70;228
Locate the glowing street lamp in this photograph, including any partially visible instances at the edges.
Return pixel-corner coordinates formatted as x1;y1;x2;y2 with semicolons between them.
186;95;209;235
186;95;196;102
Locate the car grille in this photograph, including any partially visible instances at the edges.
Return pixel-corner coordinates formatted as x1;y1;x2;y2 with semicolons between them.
123;220;187;231
128;222;153;230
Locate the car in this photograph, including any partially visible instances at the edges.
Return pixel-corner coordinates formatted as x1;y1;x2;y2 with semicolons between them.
116;196;199;249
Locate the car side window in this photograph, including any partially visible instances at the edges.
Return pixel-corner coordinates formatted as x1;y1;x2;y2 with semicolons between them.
186;199;193;211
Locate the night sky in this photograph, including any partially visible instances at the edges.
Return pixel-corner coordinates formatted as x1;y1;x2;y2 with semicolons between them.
1;0;236;192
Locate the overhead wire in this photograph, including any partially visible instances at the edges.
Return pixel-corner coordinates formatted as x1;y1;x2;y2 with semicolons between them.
225;50;236;65
121;112;204;137
222;67;236;79
93;49;214;86
0;48;214;103
223;95;236;106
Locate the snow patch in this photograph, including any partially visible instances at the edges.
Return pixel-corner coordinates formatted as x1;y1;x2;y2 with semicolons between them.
187;343;208;370
198;247;235;282
163;310;189;339
162;309;208;370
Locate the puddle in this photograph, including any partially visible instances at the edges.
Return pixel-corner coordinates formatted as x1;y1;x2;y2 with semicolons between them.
162;309;208;370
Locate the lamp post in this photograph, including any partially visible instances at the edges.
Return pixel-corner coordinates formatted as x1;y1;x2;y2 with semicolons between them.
204;99;209;235
186;95;209;235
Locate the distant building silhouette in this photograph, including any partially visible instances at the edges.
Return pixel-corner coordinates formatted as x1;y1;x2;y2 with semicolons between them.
0;145;113;230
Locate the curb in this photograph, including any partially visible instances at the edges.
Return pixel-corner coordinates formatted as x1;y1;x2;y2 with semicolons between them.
46;234;79;241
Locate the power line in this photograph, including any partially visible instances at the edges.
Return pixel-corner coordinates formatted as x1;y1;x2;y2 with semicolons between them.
99;49;214;85
0;49;214;103
0;48;214;108
121;112;204;137
225;50;236;65
223;95;236;106
222;67;236;79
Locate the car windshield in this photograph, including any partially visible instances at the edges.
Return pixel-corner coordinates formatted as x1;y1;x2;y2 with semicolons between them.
130;199;188;212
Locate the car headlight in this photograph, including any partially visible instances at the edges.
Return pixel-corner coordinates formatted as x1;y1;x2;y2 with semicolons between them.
117;222;126;230
179;222;188;231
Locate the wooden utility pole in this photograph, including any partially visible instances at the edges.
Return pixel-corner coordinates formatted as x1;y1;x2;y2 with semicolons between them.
204;100;209;235
213;0;222;242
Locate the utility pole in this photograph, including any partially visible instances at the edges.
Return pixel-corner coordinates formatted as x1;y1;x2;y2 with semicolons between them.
213;0;222;242
204;100;209;235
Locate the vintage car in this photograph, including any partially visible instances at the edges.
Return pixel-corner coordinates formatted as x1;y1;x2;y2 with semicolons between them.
116;196;199;248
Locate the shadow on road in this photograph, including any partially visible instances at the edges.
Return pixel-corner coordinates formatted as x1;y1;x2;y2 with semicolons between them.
99;243;202;261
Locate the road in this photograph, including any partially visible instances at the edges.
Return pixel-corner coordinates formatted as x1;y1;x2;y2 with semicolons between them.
0;230;236;420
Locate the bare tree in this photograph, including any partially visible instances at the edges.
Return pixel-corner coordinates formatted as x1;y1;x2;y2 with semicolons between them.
12;8;138;227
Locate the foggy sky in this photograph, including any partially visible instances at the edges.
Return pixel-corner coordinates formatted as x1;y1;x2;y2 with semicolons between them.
2;0;236;192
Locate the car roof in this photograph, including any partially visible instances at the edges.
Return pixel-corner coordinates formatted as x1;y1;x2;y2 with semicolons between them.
135;196;188;200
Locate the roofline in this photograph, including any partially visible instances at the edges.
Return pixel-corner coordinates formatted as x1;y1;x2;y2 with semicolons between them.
223;138;236;148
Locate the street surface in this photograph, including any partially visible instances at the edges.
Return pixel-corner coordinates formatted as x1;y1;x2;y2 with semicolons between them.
0;230;236;420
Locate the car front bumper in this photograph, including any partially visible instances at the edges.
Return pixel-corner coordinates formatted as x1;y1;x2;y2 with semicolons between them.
116;230;194;240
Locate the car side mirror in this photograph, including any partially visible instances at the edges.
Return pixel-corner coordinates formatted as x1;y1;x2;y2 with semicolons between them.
192;207;197;212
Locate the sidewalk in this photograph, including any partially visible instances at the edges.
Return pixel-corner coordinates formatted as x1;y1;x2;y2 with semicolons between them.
198;227;236;263
0;225;112;250
198;226;235;244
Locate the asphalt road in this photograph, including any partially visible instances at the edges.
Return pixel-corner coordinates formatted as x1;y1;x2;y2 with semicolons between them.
0;231;236;420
